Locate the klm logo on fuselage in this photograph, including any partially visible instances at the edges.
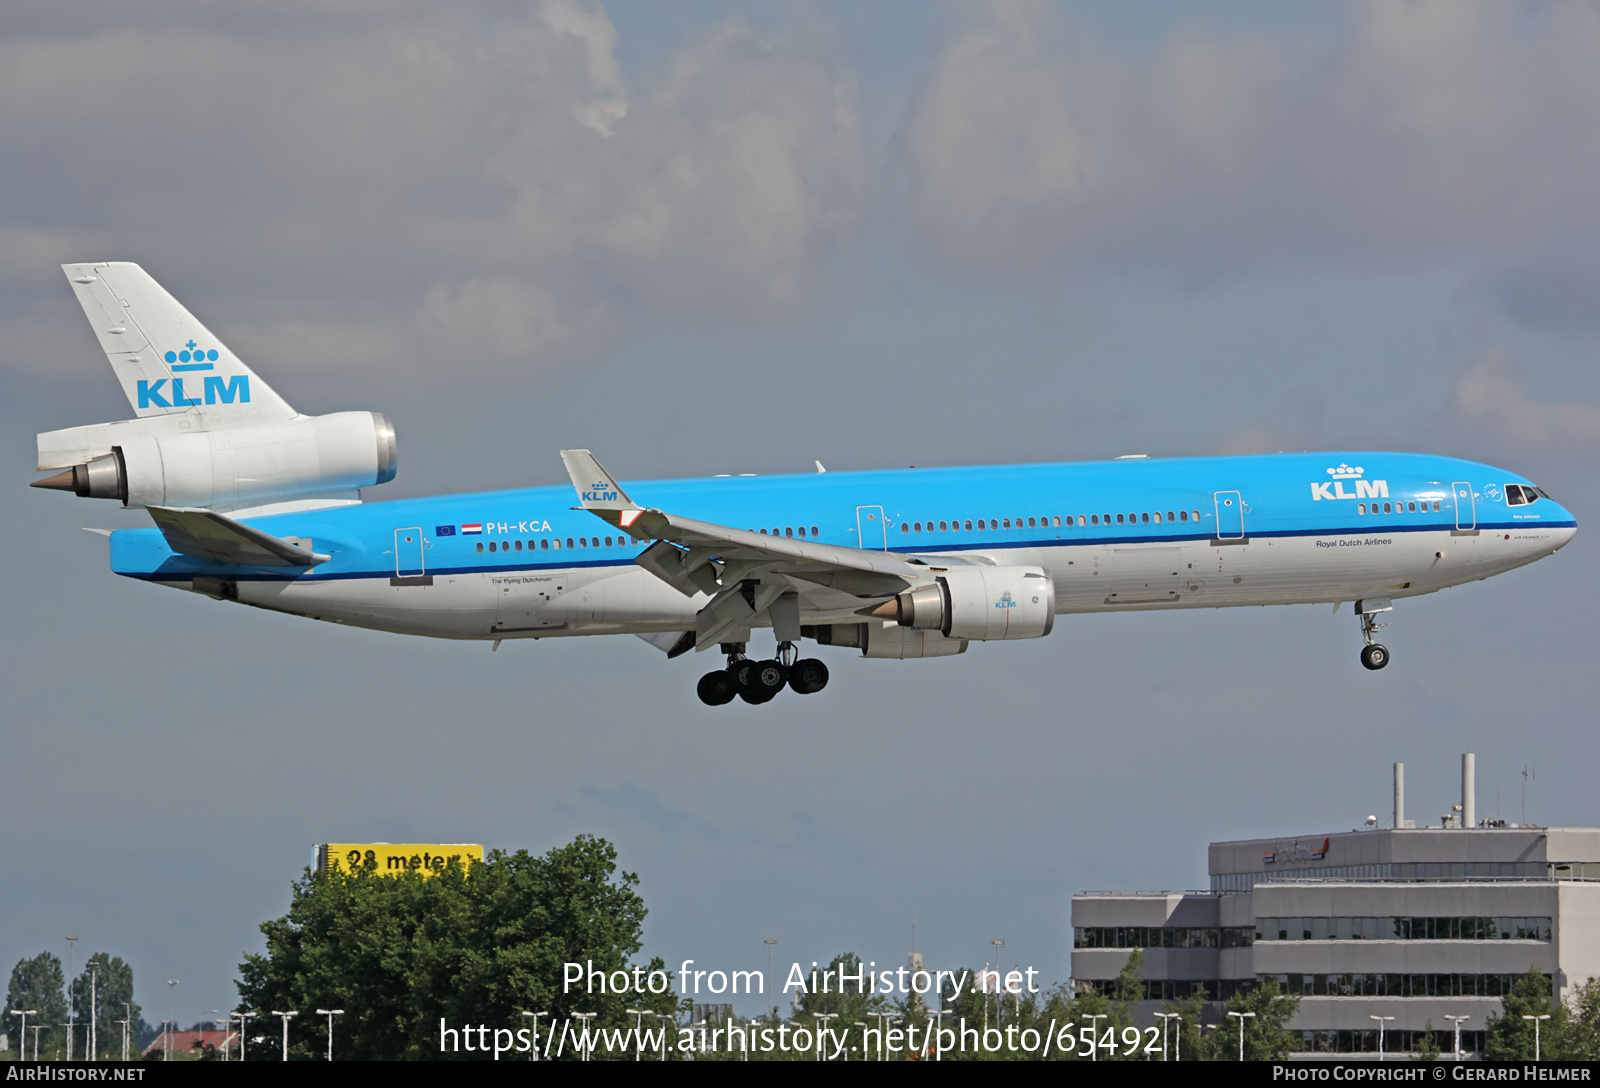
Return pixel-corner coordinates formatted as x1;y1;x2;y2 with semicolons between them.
1310;463;1387;502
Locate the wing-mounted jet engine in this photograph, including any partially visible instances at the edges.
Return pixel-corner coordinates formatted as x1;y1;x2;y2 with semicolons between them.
31;263;396;518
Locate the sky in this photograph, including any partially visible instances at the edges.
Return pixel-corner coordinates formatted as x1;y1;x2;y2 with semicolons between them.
5;0;1600;1030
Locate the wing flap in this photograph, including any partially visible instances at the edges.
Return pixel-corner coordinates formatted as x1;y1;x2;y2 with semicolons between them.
147;506;329;567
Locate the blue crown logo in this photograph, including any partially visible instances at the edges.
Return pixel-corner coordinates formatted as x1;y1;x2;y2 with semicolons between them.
165;340;218;365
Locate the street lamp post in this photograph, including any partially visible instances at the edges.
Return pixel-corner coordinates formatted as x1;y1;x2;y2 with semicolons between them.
163;981;178;1061
9;1011;37;1061
315;1009;343;1061
233;1011;255;1061
1369;1015;1395;1060
764;939;778;1017
655;1013;673;1061
573;1012;596;1061
65;937;78;1061
1229;1010;1256;1061
521;1011;548;1061
86;959;103;1060
625;1008;649;1061
271;1010;297;1061
123;1003;131;1062
814;1012;838;1061
1523;1014;1551;1060
214;1016;229;1061
1154;1011;1181;1060
1443;1015;1470;1061
1084;1013;1107;1061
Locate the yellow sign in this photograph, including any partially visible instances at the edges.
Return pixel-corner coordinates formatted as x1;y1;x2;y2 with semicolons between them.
317;843;484;877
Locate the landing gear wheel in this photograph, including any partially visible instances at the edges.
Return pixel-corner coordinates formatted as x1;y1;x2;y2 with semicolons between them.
788;658;829;695
697;670;737;706
1360;644;1390;671
739;659;787;703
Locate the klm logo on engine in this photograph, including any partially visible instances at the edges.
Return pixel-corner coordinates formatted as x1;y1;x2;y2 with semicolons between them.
995;590;1016;610
583;479;620;503
1310;463;1387;502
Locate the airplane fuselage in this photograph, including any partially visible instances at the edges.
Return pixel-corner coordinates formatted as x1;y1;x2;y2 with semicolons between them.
106;450;1576;649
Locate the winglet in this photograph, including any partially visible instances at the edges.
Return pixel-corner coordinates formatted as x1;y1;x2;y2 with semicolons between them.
559;449;643;529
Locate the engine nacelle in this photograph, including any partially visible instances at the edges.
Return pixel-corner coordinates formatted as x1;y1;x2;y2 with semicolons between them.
803;622;969;659
36;411;397;510
888;565;1055;641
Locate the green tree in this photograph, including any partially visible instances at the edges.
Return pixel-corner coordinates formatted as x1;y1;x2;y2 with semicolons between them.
68;954;139;1059
236;835;676;1060
1415;1019;1442;1061
1565;976;1600;1060
1484;968;1563;1060
6;953;69;1059
1221;979;1301;1060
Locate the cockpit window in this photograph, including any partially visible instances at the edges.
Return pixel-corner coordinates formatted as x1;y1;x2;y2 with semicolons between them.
1506;484;1543;506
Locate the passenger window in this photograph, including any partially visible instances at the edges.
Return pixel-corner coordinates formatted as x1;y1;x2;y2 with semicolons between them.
1408;502;1416;513
1141;512;1150;524
1091;515;1099;525
798;527;806;537
786;527;794;538
939;521;947;532
476;542;484;553
541;539;549;550
964;520;973;531
515;540;523;551
900;523;909;533
1075;515;1084;526
1432;501;1440;512
1179;510;1188;522
592;538;600;548
1167;511;1176;522
565;538;573;549
1192;510;1200;521
605;536;613;546
1002;518;1010;529
1358;504;1366;515
1153;512;1162;523
489;541;497;552
1384;503;1392;514
1116;514;1125;525
578;538;586;548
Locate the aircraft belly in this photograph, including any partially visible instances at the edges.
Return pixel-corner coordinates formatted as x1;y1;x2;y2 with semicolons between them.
235;573;497;638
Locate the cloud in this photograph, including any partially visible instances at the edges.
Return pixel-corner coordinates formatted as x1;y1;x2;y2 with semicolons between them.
0;2;863;382
900;1;1600;311
1448;351;1600;455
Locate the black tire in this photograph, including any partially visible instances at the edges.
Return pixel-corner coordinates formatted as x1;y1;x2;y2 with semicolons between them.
697;670;736;706
788;658;830;694
749;659;788;701
730;660;756;691
1360;644;1390;671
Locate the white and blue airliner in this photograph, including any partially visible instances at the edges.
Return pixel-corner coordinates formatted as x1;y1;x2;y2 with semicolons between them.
33;264;1577;705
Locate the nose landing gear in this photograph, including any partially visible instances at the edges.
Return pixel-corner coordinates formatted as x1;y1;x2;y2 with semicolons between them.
696;641;830;706
1355;597;1392;671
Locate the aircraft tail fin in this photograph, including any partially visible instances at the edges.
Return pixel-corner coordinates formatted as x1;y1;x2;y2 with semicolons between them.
62;262;296;422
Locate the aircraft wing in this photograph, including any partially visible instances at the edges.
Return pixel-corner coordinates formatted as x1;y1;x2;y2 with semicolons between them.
559;449;926;649
147;506;330;567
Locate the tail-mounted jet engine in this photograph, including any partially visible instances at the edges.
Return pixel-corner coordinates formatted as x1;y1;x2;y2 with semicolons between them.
869;565;1056;641
32;411;396;510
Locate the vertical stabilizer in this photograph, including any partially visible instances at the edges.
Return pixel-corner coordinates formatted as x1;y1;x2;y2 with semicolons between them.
62;263;296;422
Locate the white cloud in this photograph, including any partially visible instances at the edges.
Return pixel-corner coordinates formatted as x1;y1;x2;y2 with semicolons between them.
900;1;1600;304
1449;352;1600;454
0;2;863;381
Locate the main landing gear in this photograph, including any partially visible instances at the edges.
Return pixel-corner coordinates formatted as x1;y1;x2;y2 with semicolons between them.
1355;598;1392;671
696;642;830;706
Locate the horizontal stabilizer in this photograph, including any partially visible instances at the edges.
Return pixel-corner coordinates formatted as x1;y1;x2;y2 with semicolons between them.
147;506;329;567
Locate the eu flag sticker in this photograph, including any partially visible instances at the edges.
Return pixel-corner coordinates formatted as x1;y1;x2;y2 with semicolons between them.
436;525;456;536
